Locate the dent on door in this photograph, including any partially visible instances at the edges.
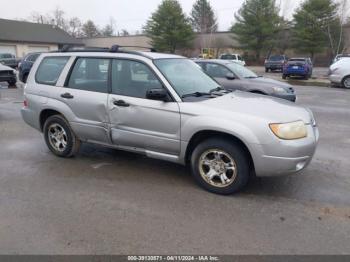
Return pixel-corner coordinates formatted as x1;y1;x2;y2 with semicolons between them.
108;96;181;155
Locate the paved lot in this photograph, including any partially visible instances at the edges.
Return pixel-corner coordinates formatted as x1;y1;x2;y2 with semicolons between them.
0;85;350;254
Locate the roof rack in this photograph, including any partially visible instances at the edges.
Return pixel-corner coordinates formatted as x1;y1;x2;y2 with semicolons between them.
55;45;157;59
58;45;156;53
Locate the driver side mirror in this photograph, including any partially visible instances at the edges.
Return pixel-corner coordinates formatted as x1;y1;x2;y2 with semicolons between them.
226;72;235;80
146;88;169;101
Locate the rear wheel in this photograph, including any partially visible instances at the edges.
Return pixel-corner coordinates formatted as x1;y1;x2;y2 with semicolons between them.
22;73;28;83
282;74;287;80
342;76;350;89
190;138;250;195
265;68;269;73
43;115;81;158
7;80;16;87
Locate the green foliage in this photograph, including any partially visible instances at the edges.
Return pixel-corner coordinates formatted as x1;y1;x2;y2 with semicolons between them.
231;0;282;59
81;20;101;38
190;0;218;33
144;0;194;53
292;0;339;58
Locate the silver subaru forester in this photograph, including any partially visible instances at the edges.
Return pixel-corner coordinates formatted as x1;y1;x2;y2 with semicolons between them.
21;47;319;195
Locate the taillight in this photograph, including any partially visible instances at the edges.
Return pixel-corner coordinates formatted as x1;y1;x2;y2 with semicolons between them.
24;99;28;107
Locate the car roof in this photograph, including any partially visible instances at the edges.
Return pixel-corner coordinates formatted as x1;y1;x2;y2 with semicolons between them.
289;57;309;60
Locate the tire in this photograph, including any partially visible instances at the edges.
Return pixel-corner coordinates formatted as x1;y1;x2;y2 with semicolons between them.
190;138;250;195
43;115;81;158
265;68;269;73
7;80;16;87
342;76;350;89
282;74;287;80
22;73;28;83
304;75;309;80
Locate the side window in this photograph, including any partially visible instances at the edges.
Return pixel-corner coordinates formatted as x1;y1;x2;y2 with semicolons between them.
35;57;69;86
27;54;40;62
67;58;110;93
206;63;230;78
111;59;163;99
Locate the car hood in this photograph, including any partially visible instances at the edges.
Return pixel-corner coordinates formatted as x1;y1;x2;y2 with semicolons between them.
0;63;14;71
194;91;311;124
247;77;293;89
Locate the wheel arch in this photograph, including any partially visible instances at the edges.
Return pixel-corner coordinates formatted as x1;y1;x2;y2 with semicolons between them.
39;109;64;131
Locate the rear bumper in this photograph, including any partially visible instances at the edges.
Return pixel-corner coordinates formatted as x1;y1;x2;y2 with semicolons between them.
250;125;319;177
284;68;308;76
21;107;40;131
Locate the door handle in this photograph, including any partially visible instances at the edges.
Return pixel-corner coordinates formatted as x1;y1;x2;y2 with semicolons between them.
61;93;74;99
113;100;130;107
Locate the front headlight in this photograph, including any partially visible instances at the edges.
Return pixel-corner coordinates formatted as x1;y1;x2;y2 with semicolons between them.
269;121;307;140
273;86;286;93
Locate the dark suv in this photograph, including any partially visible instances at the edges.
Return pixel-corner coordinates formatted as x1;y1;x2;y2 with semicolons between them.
264;55;288;72
0;53;18;68
18;52;41;83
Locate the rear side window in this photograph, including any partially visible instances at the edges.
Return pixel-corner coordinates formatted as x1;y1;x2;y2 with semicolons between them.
67;58;110;93
36;57;69;86
27;54;40;62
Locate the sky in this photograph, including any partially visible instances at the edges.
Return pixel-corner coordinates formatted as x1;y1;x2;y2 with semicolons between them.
0;0;303;33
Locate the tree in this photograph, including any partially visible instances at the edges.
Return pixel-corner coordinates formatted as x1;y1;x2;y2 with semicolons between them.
101;24;115;37
292;0;339;59
190;0;218;33
51;7;69;31
120;29;130;36
231;0;282;60
68;17;82;37
81;20;101;38
144;0;194;53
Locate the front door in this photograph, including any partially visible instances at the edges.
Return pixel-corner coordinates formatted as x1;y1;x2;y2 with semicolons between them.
108;59;181;155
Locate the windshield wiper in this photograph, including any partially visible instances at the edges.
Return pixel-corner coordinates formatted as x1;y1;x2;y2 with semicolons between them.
181;92;212;98
210;86;226;93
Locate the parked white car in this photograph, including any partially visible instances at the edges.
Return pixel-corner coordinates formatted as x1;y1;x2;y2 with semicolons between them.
329;57;350;88
219;53;246;66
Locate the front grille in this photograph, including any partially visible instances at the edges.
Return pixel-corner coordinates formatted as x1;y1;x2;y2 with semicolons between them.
0;70;14;77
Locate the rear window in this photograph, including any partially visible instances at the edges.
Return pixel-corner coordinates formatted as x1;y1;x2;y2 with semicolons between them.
35;57;69;86
27;54;40;62
221;54;237;60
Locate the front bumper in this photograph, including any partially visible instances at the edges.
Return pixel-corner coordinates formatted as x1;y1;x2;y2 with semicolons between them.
250;124;319;177
266;64;283;70
329;74;342;85
0;75;16;83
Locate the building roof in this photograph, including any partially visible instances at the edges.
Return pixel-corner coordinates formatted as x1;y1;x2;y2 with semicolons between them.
0;18;82;45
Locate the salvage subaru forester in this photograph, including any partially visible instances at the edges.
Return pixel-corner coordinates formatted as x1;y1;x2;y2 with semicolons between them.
21;46;319;195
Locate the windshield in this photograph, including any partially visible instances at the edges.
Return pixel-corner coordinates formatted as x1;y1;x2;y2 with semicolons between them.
269;55;284;61
154;58;220;97
225;63;258;78
221;54;236;60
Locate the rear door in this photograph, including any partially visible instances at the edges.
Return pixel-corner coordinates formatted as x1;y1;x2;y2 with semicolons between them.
59;57;110;144
107;59;181;155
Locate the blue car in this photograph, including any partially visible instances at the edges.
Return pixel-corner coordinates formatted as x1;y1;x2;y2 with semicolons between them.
282;58;313;80
18;52;41;83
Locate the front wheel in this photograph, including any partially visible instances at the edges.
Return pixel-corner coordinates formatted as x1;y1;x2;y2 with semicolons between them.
43;115;81;158
342;76;350;89
191;138;250;195
282;74;287;80
265;68;269;73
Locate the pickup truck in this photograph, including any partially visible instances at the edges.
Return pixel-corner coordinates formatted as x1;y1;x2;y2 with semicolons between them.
0;53;19;69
